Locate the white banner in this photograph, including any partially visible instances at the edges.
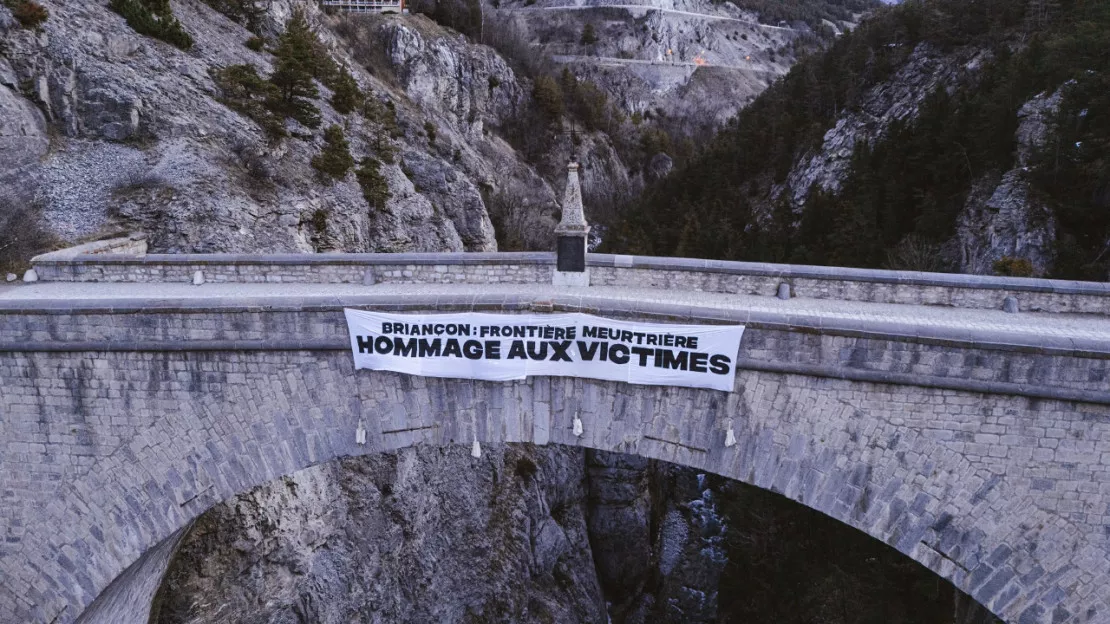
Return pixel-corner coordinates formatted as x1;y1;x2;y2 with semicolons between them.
344;310;744;391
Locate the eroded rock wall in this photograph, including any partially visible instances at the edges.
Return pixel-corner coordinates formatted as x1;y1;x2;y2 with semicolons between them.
153;445;609;624
586;451;725;624
0;0;612;254
151;446;725;624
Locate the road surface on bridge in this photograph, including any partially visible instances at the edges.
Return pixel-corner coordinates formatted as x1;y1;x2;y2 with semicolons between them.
4;281;1110;348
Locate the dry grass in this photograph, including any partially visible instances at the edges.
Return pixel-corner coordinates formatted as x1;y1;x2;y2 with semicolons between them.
0;195;58;274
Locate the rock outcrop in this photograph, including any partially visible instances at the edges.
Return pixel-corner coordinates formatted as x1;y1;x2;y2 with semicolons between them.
500;0;802;132
954;88;1062;276
153;446;609;624
585;451;725;624
152;447;727;624
776;43;972;209
766;40;1063;276
0;0;586;253
0;57;49;199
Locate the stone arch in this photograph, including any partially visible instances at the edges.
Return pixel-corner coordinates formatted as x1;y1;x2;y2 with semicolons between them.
3;347;1101;624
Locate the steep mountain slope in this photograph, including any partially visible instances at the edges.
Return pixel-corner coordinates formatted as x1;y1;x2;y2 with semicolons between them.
0;0;891;271
152;446;610;624
609;0;1109;280
0;0;602;257
485;0;879;138
501;0;798;132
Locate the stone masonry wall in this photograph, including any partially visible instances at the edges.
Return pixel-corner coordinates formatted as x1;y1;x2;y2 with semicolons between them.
36;234;150;260
2;300;1110;624
2;306;1108;400
28;245;1110;315
31;257;550;286
2;351;1109;624
6;246;1110;624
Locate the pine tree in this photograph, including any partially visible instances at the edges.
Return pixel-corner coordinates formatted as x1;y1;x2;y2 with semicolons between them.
311;125;354;180
356;158;390;210
580;23;597;46
1025;0;1061;32
330;65;363;115
269;8;322;128
109;0;193;50
532;75;564;122
142;0;170;16
211;64;286;140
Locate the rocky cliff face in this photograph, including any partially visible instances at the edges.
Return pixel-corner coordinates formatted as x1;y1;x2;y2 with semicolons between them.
500;0;801;132
0;0;595;253
585;451;725;623
0;0;847;260
151;445;994;624
152;446;723;624
775;43;972;209
954;87;1061;276
154;445;608;623
769;41;1065;276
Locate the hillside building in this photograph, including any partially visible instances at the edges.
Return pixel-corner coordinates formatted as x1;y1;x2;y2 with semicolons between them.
320;0;405;14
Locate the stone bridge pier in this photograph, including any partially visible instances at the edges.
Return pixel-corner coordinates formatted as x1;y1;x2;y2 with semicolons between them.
2;242;1110;624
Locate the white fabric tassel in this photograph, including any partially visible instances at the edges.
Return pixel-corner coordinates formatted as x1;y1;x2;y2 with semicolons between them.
572;415;583;437
471;438;482;458
724;421;736;448
355;420;367;446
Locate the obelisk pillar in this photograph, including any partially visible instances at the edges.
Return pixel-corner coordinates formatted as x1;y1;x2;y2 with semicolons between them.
553;161;590;287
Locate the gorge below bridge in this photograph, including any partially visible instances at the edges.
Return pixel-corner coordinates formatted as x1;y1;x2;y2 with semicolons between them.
3;238;1110;624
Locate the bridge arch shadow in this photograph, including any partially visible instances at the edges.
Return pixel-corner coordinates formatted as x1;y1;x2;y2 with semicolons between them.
7;349;1090;624
93;440;1004;624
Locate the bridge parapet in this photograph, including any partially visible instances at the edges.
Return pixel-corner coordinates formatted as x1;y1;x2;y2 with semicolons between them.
6;241;1110;624
31;237;1110;315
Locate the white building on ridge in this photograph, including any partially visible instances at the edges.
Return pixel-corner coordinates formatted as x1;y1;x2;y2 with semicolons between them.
320;0;405;14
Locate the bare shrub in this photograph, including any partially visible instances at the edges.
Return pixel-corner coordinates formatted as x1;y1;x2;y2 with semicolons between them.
6;0;49;29
486;182;557;251
883;235;950;273
231;138;273;182
484;13;555;79
0;196;57;274
333;17;399;87
993;256;1034;277
112;169;169;197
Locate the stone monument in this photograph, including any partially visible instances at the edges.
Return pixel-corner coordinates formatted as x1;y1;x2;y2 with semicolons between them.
553;161;590;287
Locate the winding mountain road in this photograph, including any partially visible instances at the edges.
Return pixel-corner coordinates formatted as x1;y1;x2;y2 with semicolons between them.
512;4;793;30
550;53;783;73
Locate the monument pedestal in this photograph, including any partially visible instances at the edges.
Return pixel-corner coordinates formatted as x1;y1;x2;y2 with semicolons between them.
552;162;591;287
553;267;590;287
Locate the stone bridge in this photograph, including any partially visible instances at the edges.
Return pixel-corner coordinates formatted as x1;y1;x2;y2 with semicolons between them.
3;240;1110;624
